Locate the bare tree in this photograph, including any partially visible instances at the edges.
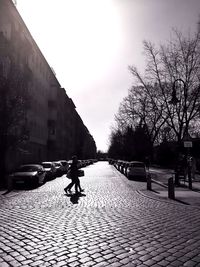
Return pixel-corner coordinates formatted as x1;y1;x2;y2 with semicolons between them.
115;84;168;145
126;28;200;144
108;128;124;159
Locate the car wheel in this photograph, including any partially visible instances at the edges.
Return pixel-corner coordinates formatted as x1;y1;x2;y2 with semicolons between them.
32;177;39;187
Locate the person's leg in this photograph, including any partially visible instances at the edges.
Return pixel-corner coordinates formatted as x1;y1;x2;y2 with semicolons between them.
65;180;74;192
74;178;83;193
77;178;84;192
74;179;79;194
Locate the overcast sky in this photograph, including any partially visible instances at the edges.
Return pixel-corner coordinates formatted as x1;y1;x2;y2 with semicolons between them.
16;0;200;152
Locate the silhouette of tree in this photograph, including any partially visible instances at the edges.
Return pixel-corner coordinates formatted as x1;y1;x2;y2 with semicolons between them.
128;28;200;144
96;150;107;160
114;26;200;151
108;129;124;159
108;124;152;161
115;84;167;146
132;124;152;161
110;25;200;163
122;126;135;160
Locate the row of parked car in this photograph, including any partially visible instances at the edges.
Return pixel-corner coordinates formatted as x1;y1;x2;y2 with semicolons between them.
109;159;148;181
9;159;97;187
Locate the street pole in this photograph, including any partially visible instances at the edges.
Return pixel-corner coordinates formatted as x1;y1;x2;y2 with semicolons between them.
169;79;193;189
187;151;192;190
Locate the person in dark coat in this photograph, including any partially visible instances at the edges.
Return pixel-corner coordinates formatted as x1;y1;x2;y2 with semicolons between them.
64;156;83;194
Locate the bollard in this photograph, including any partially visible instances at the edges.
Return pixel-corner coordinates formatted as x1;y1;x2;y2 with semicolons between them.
188;165;192;190
175;171;180;186
147;173;152;190
168;177;175;199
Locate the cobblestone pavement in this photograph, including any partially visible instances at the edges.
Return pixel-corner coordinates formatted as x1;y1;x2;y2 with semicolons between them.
0;161;200;267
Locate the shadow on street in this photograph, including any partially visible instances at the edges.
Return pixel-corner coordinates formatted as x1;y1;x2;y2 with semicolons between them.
65;192;86;204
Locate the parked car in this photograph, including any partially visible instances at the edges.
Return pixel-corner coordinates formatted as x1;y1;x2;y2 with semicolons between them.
122;161;129;176
41;161;57;180
126;161;147;181
118;160;125;173
52;161;63;176
59;160;69;174
9;164;46;186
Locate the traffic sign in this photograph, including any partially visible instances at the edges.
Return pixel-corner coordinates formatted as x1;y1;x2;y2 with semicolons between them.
184;141;193;148
183;132;192;141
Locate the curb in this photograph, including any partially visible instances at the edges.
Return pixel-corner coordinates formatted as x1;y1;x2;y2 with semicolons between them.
137;189;178;205
137;188;200;210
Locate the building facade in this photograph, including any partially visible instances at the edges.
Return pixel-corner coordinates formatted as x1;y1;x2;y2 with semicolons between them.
0;0;96;181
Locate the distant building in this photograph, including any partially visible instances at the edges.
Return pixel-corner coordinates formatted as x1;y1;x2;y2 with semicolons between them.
0;0;96;179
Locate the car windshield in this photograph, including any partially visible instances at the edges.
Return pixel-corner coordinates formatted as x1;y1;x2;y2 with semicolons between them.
42;163;51;168
54;163;61;167
16;165;39;172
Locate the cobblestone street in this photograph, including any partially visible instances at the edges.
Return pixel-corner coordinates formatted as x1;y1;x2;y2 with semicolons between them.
0;161;200;267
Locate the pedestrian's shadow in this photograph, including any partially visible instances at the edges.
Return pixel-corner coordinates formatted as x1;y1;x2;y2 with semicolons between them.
65;192;86;204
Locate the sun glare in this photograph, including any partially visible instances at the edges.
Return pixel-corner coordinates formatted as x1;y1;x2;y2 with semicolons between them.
17;0;124;89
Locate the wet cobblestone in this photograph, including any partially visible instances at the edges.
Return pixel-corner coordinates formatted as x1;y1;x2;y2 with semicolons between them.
0;162;200;266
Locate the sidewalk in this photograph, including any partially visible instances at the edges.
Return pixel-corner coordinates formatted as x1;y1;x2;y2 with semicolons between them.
146;167;200;207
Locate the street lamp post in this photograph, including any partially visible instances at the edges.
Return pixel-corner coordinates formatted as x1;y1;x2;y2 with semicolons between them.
169;79;192;189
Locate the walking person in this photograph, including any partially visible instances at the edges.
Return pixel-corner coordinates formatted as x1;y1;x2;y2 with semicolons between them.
64;156;84;194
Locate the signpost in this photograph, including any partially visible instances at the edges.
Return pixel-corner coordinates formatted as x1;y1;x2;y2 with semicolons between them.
184;141;193;148
183;137;193;189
